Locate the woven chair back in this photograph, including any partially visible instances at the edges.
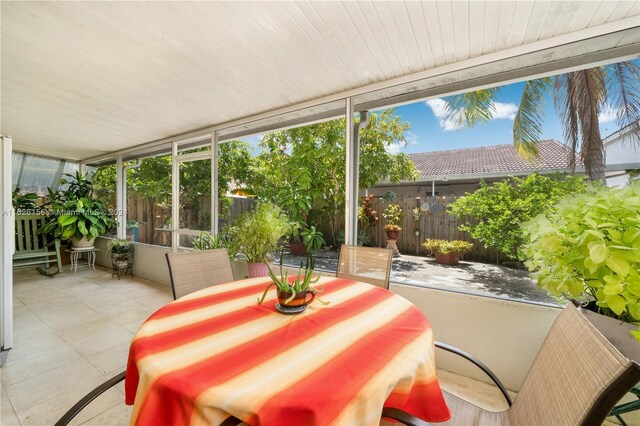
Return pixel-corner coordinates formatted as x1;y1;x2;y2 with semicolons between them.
336;245;393;290
510;303;640;425
166;249;234;300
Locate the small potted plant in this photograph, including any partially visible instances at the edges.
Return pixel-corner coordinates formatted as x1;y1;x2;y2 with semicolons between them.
235;202;290;278
422;239;473;265
288;220;308;256
301;225;325;253
522;182;640;342
383;200;403;256
106;238;134;278
257;252;328;314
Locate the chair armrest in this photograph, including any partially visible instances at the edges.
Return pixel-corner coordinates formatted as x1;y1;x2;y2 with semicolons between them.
55;371;126;426
381;408;432;426
435;341;513;406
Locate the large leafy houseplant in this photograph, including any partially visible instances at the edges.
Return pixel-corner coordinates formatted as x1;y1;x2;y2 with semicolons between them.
41;172;117;247
42;197;117;245
522;182;640;341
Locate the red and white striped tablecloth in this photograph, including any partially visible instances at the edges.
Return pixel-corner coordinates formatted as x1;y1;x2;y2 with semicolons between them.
125;276;451;425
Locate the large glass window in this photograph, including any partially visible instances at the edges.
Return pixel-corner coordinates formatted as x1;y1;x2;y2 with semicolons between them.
177;158;211;248
126;155;172;247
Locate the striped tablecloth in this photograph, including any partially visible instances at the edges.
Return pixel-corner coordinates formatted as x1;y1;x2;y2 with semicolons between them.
125;276;451;426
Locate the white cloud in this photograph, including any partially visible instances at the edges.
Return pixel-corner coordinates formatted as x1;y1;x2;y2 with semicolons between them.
425;99;462;131
493;102;517;120
404;130;418;145
386;143;403;155
599;104;618;123
425;98;518;131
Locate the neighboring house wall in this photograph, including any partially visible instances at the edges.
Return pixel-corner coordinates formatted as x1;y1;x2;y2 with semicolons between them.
604;125;640;187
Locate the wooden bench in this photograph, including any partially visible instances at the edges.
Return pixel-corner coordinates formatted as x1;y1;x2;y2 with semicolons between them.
13;214;62;277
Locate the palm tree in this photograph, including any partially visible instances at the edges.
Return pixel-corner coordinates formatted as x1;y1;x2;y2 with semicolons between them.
444;62;640;181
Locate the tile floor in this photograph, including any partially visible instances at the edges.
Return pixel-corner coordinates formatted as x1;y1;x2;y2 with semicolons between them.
0;267;620;425
2;267;172;425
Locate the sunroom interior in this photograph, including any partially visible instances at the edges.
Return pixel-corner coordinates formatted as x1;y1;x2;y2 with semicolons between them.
2;2;640;425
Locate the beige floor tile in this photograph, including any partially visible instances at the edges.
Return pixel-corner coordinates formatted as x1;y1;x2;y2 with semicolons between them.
5;358;103;414
83;341;130;375
1;385;21;426
19;386;123;426
87;299;146;318
12;314;51;341
79;402;132;426
67;325;134;357
1;343;83;386
12;303;31;317
437;369;515;412
8;332;68;361
132;292;172;309
36;306;105;330
14;288;67;306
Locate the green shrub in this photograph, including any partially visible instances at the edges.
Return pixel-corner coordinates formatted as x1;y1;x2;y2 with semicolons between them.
235;202;289;263
422;239;473;255
522;182;640;341
448;173;586;261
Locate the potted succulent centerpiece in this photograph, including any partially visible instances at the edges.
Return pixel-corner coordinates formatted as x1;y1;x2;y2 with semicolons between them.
522;182;640;342
422;239;473;265
257;253;328;314
235;202;290;278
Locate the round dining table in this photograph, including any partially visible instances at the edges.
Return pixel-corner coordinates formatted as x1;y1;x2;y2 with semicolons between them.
125;276;451;426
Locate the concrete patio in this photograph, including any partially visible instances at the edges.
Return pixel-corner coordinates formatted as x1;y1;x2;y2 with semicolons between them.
283;251;557;305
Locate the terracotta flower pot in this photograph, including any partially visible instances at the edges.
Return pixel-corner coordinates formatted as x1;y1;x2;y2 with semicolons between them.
435;252;460;265
385;229;400;240
247;261;272;278
289;242;307;256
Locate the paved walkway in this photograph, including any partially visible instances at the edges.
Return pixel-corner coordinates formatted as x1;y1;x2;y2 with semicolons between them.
282;250;557;305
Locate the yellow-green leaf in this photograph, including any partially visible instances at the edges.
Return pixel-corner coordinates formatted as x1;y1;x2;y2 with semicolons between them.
606;255;630;277
606;295;627;316
588;241;608;265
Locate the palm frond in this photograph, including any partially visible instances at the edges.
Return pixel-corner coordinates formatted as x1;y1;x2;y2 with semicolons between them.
628;169;640;180
570;68;607;181
604;62;640;145
443;88;498;129
512;77;551;159
554;73;580;171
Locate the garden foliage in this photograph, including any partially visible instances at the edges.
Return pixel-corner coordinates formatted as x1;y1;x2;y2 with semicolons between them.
448;173;586;261
522;182;640;341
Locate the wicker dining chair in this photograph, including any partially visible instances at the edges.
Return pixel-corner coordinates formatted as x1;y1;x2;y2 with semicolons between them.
165;249;234;300
381;302;640;426
336;245;393;290
55;371;243;426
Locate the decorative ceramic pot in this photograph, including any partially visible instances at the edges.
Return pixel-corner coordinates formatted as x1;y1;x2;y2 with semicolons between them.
276;288;316;307
71;236;94;249
435;252;459;265
247;261;272;278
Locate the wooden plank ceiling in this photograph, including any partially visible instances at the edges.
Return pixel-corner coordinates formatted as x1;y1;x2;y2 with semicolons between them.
1;1;639;161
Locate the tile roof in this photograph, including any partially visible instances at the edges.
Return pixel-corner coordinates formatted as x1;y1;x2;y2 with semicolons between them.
408;140;581;180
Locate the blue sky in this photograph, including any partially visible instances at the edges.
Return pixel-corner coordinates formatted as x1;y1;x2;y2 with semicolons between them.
387;80;622;155
243;61;634;155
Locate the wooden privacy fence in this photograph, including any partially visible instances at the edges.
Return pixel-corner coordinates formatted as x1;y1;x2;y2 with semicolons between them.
315;195;499;262
126;192;497;261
